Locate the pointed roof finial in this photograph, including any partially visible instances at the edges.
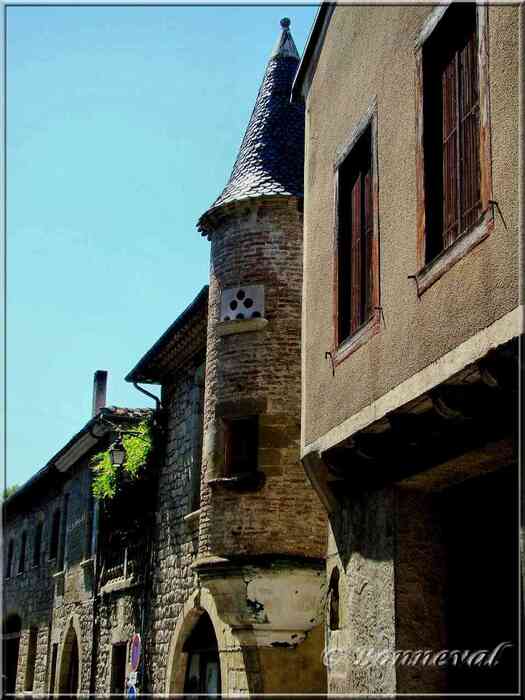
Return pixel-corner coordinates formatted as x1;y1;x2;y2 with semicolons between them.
270;16;300;60
196;16;304;235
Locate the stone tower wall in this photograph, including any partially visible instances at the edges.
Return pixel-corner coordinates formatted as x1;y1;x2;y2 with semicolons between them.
199;197;326;559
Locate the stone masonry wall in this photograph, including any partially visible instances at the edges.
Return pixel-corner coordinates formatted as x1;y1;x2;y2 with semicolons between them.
146;352;205;693
3;494;56;694
3;455;96;694
49;460;96;694
94;590;143;693
199;197;327;559
325;487;396;695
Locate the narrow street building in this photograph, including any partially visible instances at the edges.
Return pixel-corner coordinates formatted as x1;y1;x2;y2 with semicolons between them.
293;2;521;694
3;371;153;695
125;18;327;694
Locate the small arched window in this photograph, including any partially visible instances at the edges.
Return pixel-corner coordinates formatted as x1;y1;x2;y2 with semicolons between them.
328;567;340;631
33;522;43;567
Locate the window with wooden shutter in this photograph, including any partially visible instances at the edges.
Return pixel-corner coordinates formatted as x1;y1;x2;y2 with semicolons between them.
337;124;376;346
421;3;484;266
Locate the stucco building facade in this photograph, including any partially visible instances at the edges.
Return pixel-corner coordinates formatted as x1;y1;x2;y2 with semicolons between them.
293;2;522;695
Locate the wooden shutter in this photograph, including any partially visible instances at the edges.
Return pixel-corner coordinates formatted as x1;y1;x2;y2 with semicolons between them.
459;24;481;232
363;165;373;322
350;175;362;333
442;54;460;248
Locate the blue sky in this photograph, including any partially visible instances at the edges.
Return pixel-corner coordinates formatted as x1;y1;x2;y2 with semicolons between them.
6;3;318;489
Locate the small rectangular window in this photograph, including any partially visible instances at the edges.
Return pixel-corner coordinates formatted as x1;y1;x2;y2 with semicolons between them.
110;643;128;694
49;509;61;561
6;540;14;579
18;532;27;573
25;627;38;692
58;495;69;570
223;417;259;476
33;523;43;567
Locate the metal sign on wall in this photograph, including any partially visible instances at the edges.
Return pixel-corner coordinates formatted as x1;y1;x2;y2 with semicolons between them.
128;633;141;696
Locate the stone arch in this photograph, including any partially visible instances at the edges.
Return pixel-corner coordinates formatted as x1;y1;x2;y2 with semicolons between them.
165;588;232;695
57;616;81;695
2;613;22;694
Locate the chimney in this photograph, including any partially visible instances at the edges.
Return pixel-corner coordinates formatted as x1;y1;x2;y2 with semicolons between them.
92;370;108;417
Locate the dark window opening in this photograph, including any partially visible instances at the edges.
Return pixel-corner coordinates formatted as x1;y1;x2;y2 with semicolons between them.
2;615;22;695
110;643;128;694
33;523;43;567
58;495;69;570
6;539;14;579
49;643;58;695
49;509;61;561
191;361;206;512
223;417;259;476
183;613;221;697
18;532;27;574
337;125;374;343
24;627;38;692
423;3;481;263
328;568;340;631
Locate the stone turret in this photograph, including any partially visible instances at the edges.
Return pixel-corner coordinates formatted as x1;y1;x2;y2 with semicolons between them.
193;20;327;688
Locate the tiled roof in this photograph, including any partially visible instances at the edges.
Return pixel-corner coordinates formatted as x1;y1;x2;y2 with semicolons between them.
3;406;152;515
125;286;209;384
197;19;305;235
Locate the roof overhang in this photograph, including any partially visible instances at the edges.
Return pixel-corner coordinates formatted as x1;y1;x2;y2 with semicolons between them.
125;286;209;384
291;3;336;104
3;407;151;517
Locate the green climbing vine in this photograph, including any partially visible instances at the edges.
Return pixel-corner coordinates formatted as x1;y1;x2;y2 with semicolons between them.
91;420;153;500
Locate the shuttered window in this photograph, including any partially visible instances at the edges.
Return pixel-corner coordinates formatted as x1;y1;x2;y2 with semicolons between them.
424;3;481;261
338;126;373;342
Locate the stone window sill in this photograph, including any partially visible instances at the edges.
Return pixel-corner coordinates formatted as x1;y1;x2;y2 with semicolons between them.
80;558;95;573
183;509;201;526
208;471;266;492
415;208;494;295
216;317;268;337
100;576;139;595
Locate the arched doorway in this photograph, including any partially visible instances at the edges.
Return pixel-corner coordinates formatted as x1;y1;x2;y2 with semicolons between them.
58;622;80;695
183;613;221;695
2;615;21;695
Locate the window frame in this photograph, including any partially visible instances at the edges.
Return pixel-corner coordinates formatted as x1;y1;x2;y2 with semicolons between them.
332;97;381;366
18;531;27;574
222;415;259;477
5;539;14;579
33;522;43;568
49;508;61;561
414;3;493;295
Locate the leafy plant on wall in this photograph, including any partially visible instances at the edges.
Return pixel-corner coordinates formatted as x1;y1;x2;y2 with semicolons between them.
91;420;153;501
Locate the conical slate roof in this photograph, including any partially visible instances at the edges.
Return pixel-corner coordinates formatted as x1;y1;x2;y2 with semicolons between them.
197;18;305;235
